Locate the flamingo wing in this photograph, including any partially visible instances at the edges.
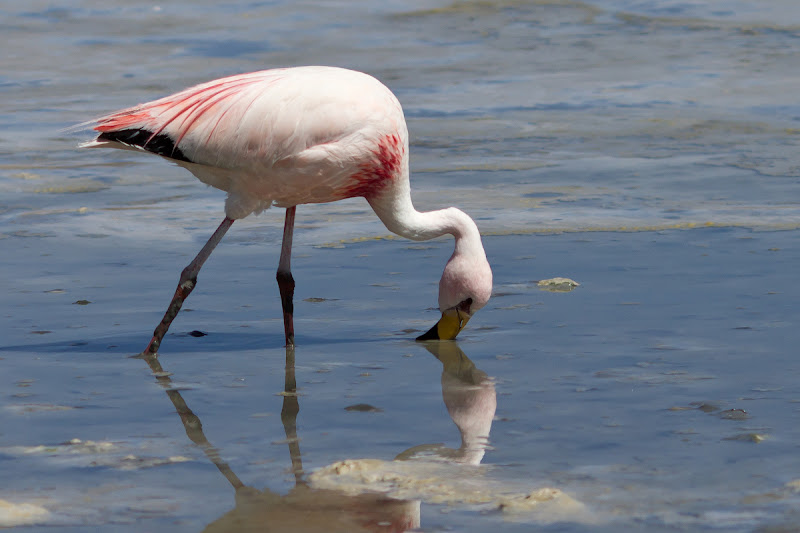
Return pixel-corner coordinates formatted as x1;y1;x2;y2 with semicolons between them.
83;69;294;164
80;66;407;212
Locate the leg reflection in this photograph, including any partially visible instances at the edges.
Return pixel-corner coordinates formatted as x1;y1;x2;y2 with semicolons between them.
138;347;421;531
141;352;245;490
280;345;305;484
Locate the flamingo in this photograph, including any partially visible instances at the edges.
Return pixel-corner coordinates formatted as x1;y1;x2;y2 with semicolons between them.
77;66;492;353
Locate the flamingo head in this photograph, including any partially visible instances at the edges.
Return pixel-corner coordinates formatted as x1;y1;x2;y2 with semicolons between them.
417;243;492;341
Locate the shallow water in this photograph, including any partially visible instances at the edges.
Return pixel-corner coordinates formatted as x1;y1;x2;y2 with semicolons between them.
2;0;800;531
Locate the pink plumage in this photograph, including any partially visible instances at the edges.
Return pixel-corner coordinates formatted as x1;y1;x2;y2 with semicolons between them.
78;66;492;351
83;67;407;217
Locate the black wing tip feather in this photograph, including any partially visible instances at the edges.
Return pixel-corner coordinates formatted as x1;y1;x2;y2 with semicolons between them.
97;128;192;163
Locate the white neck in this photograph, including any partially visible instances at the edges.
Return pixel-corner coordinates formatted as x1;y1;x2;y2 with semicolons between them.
367;184;483;252
368;180;492;313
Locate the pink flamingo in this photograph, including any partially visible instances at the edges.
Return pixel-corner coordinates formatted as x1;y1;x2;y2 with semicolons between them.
78;66;492;353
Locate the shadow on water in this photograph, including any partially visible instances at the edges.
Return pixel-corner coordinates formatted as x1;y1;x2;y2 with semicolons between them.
0;331;388;355
139;341;496;532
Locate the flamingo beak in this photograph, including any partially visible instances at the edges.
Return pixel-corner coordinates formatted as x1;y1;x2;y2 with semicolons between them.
416;306;472;341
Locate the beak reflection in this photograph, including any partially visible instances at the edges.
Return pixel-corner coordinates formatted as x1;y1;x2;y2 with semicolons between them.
397;340;496;464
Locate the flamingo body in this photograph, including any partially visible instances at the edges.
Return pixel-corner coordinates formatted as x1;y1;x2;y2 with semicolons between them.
83;67;407;218
79;66;492;349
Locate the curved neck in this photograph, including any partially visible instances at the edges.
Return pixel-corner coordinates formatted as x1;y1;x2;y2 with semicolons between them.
367;186;482;247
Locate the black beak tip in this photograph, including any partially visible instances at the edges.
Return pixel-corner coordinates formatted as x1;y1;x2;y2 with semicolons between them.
415;323;440;341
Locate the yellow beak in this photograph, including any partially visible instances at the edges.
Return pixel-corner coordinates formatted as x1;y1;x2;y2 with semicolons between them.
416;307;472;341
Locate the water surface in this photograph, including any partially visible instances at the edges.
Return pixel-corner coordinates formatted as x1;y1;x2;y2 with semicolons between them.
2;0;800;531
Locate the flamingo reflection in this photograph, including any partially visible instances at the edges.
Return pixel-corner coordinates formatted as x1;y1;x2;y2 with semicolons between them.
140;341;496;532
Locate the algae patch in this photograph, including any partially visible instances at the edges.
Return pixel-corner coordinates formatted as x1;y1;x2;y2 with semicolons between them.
1;439;193;470
309;458;592;524
537;277;580;292
0;499;50;528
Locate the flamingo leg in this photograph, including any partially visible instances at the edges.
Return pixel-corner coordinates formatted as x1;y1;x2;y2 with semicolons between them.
277;206;296;347
143;217;235;356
